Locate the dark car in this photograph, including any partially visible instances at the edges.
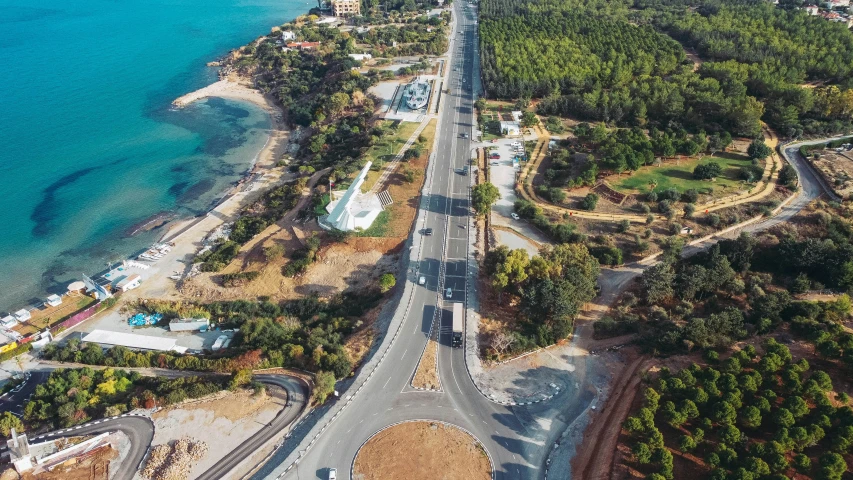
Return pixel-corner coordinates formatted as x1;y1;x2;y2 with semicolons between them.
424;228;433;236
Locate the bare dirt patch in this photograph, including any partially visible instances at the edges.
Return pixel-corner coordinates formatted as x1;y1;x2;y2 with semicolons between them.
150;389;284;479
17;445;117;480
809;149;853;198
353;421;491;480
412;337;439;390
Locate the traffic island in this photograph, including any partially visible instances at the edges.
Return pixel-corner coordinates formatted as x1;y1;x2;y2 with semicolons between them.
353;421;492;480
411;336;440;390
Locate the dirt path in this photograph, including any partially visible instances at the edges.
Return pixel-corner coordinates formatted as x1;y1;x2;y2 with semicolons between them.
236;166;332;269
571;355;651;480
518;125;784;223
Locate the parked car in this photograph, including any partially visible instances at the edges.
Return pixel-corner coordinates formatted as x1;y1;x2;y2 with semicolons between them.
446;288;453;299
329;468;337;480
460;132;469;138
424;228;433;236
419;276;426;285
511;212;520;220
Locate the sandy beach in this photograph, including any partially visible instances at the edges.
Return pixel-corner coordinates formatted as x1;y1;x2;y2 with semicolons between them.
76;79;292;305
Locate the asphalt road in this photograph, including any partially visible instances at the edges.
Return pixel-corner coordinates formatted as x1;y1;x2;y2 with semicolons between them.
0;367;308;480
0;371;46;418
33;415;155;480
195;374;310;480
255;3;599;480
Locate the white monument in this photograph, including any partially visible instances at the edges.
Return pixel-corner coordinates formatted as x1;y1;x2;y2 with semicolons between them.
321;162;384;232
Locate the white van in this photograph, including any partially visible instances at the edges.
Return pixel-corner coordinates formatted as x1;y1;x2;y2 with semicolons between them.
446;288;453;299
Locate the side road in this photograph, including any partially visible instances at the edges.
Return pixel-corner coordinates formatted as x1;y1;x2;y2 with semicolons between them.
6;364;309;480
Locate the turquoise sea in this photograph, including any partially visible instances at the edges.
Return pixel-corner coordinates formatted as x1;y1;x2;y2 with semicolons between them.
0;0;306;310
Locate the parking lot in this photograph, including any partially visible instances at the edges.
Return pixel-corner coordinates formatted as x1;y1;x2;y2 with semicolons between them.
483;136;549;254
487;138;526;225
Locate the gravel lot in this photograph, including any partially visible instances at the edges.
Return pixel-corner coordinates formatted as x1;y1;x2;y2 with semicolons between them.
147;389;284;480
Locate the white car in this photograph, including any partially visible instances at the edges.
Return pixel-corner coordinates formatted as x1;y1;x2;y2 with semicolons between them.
329;468;337;480
510;141;521;146
419;276;426;285
446;288;453;299
511;212;520;220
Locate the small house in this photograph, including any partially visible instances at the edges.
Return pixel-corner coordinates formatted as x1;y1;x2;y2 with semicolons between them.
348;53;372;61
45;294;62;308
0;315;17;329
281;30;296;41
115;274;141;292
13;309;31;323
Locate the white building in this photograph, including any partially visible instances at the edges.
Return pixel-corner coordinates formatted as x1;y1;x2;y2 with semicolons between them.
500;111;524;136
320;162;385;232
45;294;62;307
115;274;141;292
13;309;31;323
348;53;372;61
281;30;296;41
0;315;18;329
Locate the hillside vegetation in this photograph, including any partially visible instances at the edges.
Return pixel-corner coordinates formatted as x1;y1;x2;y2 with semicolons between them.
479;0;853;137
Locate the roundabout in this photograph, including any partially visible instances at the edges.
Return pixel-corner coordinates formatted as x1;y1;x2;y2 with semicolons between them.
352;420;492;480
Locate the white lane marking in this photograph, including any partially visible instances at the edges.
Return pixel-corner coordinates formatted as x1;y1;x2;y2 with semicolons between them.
383;376;393;389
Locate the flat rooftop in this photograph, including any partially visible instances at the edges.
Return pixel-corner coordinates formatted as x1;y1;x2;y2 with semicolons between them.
82;329;186;353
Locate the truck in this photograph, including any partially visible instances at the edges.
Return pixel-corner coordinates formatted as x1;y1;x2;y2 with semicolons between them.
451;303;463;347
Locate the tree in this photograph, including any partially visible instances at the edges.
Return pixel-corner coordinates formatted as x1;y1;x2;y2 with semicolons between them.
693;162;723;180
740;405;762;429
379;273;396;293
472;182;500;216
818;452;847;480
640;262;676;304
632;442;652;463
314;370;336;404
581;193;599;211
521;111;540;127
0;412;23;437
747;139;772;160
774;408;796;429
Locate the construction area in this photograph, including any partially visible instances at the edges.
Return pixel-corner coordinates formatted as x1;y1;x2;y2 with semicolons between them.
140;437;208;480
150;388;285;479
352;422;491;480
807;144;853;198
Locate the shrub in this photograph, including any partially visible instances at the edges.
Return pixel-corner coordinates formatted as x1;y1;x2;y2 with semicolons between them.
682;189;699;203
221;271;261;288
617;220;630;233
694;162;723;180
379;273;396;292
263;243;285;261
582;193;599;211
314;370;337;404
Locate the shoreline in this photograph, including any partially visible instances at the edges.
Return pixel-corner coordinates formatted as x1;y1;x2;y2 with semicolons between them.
158;78;291;244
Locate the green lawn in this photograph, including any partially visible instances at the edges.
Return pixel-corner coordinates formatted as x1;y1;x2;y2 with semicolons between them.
353;210;391;237
362;120;421;191
313;193;331;216
611;153;755;196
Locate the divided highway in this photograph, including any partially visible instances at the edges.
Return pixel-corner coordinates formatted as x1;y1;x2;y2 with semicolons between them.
255;3;600;479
